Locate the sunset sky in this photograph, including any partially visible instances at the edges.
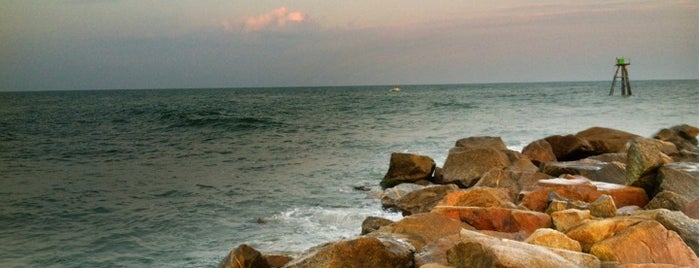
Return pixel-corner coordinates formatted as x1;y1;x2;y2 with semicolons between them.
1;0;697;90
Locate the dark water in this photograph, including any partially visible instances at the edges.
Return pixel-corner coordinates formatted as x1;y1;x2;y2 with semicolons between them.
0;80;697;267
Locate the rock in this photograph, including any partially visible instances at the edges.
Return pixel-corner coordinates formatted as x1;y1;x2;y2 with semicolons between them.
575;127;640;154
418;264;454;268
283;236;414;268
372;212;472;251
218;244;269;268
432;206;551;233
541;159;627;185
645;190;689;211
627;209;699;256
589;220;699;266
475;170;550;201
551;209;592;233
684;198;699;219
434;187;516;209
446;229;600;268
654;124;699;152
656;162;699;200
361;216;394;235
381;153;436;188
565;217;644;252
522;139;557;166
437;147;510;187
587;153;627;163
454;136;508;151
525;228;582;251
590;194;617;218
626;137;674;193
593;181;649;208
264;255;292;268
381;183;425;209
504;150;539;173
414;234;461;267
393;184;459;216
544;134;596;161
545;192;589;214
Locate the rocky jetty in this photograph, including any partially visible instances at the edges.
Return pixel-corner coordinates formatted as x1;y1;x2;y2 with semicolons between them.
219;124;699;268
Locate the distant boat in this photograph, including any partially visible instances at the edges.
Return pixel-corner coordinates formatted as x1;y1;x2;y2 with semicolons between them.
390;87;401;92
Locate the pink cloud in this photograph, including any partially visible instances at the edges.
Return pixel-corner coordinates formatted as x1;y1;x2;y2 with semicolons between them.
223;7;307;33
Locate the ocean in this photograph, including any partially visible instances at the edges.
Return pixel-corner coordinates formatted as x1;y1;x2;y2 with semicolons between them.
1;80;697;267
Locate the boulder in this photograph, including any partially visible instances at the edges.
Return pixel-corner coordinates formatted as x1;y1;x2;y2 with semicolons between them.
446;229;600;268
432;206;551;233
504;150;539;173
645;191;689;211
587;153;627;163
475;170;550;201
264;255;292;268
381;153;436;188
392;184;459;216
218;244;269;268
593;181;649;208
372;212;473;251
656;162;699;201
434;187;516;209
627;209;699;256
654;124;699;152
540;159;627;185
589;194;617;218
575;127;640;154
544;134;596;161
521;139;557;166
454;136;508;150
626;137;674;193
524;228;582;251
437;147;510;187
381;183;425;209
565;217;644;252
684;198;699;219
414;234;461;267
283;236;414;268
589;220;699;266
545;192;589;214
361;216;394;235
551;209;592;233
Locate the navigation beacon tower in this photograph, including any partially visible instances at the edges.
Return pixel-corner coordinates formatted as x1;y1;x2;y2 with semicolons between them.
609;57;632;96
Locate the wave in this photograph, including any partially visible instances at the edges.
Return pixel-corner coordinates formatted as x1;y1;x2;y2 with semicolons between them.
158;109;284;131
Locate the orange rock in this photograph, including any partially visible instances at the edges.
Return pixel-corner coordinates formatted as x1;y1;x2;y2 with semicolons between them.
565;217;643;252
432;206;551;233
592;181;649;208
590;220;699;266
575;126;640;154
438;147;510;187
551;209;591;233
218;244;269;268
524;228;582;252
372;212;473;251
284;236;414;268
435;187;516;209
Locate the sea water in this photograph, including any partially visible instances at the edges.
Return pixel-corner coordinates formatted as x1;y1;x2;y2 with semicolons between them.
1;80;697;267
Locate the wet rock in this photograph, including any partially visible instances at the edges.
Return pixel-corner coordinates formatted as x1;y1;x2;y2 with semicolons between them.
544;134;596;161
437;147;510;187
589;220;699;266
551;209;592;233
645;190;689;211
434;187;516;209
521;139;557;166
565;217;644;252
371;212;473;251
361;216;394;235
590;194;617;218
525;228;582;251
626;137;674;193
447;229;600;268
575;127;640;154
381;153;436;188
283;236;414;268
433;206;551;233
656;162;699;201
393;184;459;216
218;244;269;268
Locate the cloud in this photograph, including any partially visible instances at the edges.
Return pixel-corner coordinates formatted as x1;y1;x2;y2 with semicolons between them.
222;7;307;33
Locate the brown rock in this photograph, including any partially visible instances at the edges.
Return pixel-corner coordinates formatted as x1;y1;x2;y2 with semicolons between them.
590;194;617;218
381;153;436;188
645;191;689;211
593;181;649;208
525;228;582;251
628;209;699;256
522;139;557;166
476;170;550;201
575;127;640;154
437;147;510;187
372;212;473;251
435;187;516;209
544;134;596;161
433;206;551;233
413;234;461;267
551;209;592;233
283;236;414;268
565;217;644;252
264;255;292;268
626;137;673;192
657;162;699;201
589;220;699;266
394;184;460;216
504;150;539;172
541;159;628;185
218;244;269;268
587;153;627;163
418;264;455;268
381;183;425;209
684;198;699;219
454;136;508;150
447;229;601;268
361;216;394;235
654;124;699;152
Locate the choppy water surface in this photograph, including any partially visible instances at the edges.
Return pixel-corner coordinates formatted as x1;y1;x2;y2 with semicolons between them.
1;80;697;267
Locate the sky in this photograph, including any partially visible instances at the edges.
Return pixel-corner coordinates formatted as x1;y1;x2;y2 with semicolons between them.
1;0;697;91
